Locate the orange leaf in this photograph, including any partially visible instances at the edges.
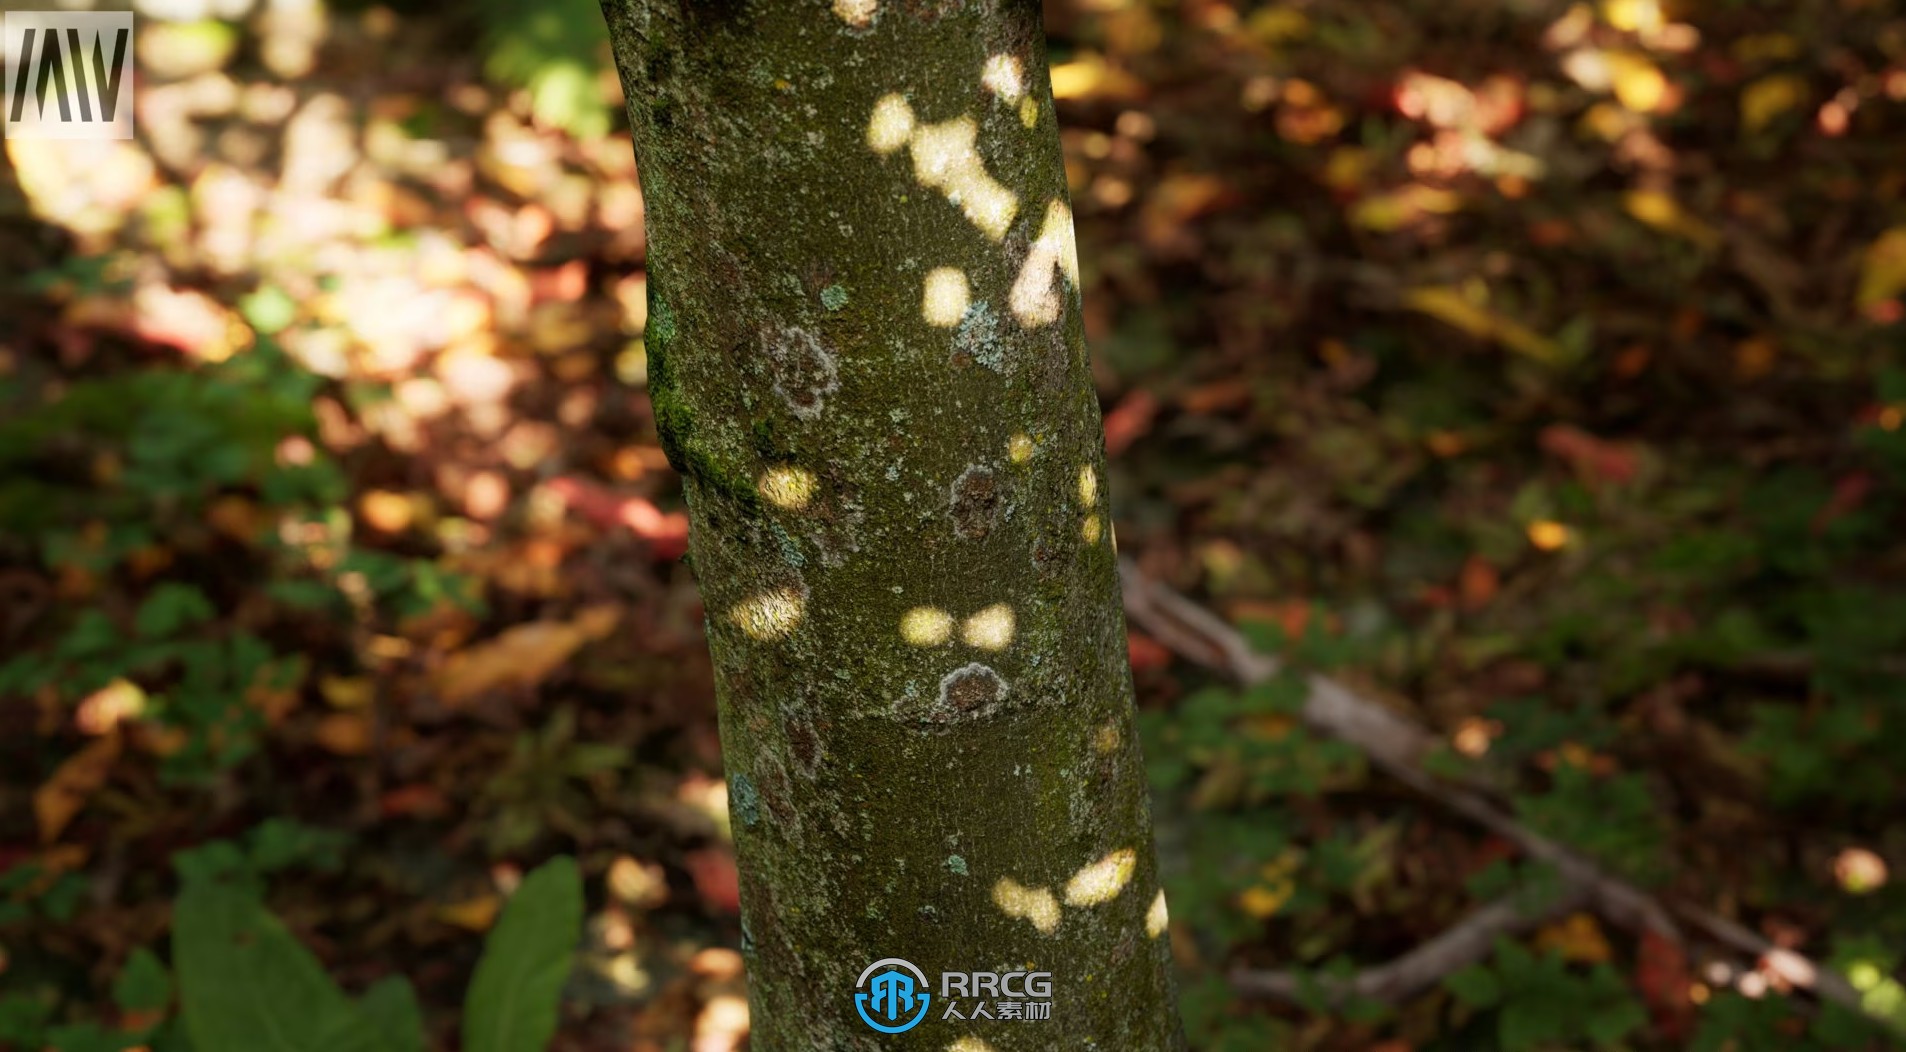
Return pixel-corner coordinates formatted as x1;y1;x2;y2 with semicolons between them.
35;733;121;843
432;605;622;705
1127;631;1172;672
1636;927;1694;1040
1539;424;1639;485
1103;389;1158;458
314;712;373;756
437;894;501;932
1536;911;1613;963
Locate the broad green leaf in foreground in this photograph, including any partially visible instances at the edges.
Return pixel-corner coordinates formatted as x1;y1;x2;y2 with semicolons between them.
462;856;584;1052
173;878;386;1052
358;975;427;1052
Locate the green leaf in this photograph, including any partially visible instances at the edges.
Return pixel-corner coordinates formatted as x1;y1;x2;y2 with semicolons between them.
358;976;425;1052
46;1022;140;1052
113;948;173;1014
462;856;582;1052
173;877;385;1052
239;287;298;336
134;583;216;639
1444;964;1501;1009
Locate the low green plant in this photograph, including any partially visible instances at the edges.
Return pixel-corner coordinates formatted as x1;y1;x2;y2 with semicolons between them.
1443;939;1648;1051
172;852;582;1052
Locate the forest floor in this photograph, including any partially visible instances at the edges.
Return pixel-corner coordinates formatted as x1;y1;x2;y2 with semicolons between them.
4;1;1906;1050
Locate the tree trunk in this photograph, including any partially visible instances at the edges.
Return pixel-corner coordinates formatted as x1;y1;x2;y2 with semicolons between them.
598;3;1184;1047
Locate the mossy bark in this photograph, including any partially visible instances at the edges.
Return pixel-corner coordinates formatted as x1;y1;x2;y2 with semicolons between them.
599;3;1184;1048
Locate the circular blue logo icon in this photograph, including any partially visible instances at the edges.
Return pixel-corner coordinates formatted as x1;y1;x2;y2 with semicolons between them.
854;958;932;1034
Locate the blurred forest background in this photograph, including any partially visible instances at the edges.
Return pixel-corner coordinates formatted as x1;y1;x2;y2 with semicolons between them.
5;0;1906;1048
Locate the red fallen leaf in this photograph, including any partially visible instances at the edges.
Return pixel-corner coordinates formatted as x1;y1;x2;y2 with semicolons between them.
1635;927;1694;1041
1103;389;1158;458
529;260;589;304
546;476;690;559
1458;555;1499;612
684;847;741;914
1127;631;1172;672
380;784;452;818
1539;424;1639;485
1812;471;1872;535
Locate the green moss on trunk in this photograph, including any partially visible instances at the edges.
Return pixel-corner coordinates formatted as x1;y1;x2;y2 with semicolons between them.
600;2;1184;1048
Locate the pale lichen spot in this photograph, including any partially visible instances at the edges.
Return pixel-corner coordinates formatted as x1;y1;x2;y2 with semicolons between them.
922;267;970;328
960;603;1015;650
764;324;839;421
728;589;804;641
1008;433;1035;463
1078;463;1098;504
1145;888;1170;938
992;877;1061;934
981;54;1024;102
757;466;817;511
1064;848;1137;907
901;606;954;646
867;93;915;155
949;464;1001;539
908;116;1019;241
937;663;1008;720
1082;514;1103;544
832;0;878;28
1009;200;1080;327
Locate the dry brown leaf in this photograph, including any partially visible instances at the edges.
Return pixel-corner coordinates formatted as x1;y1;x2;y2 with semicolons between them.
35;732;121;843
314;712;373;755
1536;911;1614;963
437;894;501;932
1403;285;1563;363
433;605;622;704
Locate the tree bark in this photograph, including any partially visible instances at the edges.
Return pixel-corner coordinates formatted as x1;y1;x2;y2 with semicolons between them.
598;3;1184;1047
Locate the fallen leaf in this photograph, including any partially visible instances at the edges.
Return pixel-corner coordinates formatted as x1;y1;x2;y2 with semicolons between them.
1857;227;1906;311
1539;424;1639;485
685;848;741;914
1636;927;1694;1039
1536;912;1613;963
433;605;622;704
1404;286;1563;362
1742;74;1808;134
319;676;375;710
313;713;373;755
437;894;501;932
1625;190;1720;250
74;679;146;736
1102;389;1157;457
1606;51;1669;112
36;733;121;843
1458;556;1499;611
1127;631;1172;672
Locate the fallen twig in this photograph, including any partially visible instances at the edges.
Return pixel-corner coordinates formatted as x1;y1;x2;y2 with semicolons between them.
1229;888;1588;1006
1119;560;1888;1029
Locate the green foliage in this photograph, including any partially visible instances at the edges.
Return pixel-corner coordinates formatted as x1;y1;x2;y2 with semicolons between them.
0;327;479;782
481;706;631;853
171;853;581;1052
1444;940;1648;1051
474;0;614;138
462;856;585;1052
174;875;391;1052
